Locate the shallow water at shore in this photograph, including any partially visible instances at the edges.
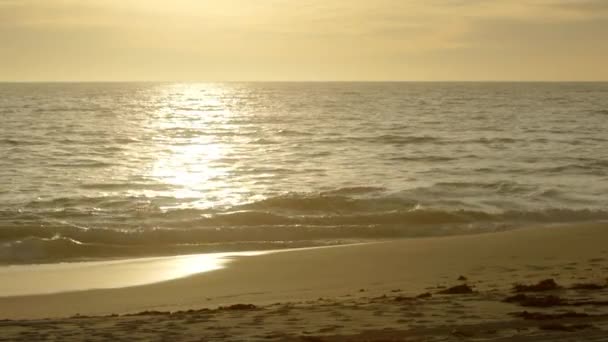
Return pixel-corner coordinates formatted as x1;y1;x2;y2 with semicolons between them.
0;250;269;296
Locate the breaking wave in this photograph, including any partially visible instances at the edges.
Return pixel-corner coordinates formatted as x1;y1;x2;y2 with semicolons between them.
1;188;608;264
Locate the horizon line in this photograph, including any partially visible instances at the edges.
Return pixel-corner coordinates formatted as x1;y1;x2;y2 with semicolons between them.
1;80;608;83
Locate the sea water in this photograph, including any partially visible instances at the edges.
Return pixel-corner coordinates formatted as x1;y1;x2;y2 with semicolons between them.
1;82;607;264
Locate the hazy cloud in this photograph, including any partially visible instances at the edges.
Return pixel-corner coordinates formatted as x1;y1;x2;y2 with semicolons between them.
0;0;606;81
550;0;608;14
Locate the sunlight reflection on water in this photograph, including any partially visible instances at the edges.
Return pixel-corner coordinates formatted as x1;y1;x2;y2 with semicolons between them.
0;251;268;297
147;84;251;210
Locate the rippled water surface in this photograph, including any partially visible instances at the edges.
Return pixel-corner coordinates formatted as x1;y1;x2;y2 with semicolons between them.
1;82;607;263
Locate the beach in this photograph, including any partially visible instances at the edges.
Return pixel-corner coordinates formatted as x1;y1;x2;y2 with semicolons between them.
1;222;607;341
2;1;608;340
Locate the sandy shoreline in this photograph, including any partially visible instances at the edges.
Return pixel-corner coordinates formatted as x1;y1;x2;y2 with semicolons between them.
1;222;607;340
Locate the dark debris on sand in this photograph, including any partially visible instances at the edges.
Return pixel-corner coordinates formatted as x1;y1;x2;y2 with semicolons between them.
538;323;594;332
124;310;166;317
450;328;474;337
567;300;608;307
570;283;606;290
510;311;589;320
504;294;565;307
122;304;259;317
504;293;608;308
393;296;416;302
513;279;559;292
219;304;258;311
437;284;474;295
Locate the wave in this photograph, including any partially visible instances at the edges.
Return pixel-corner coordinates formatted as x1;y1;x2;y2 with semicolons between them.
463;137;518;144
3;181;608;264
0;138;45;146
321;186;386;195
234;193;413;213
250;138;278;145
390;156;456;162
325;135;520;147
16;180;599;215
1;205;607;264
0;235;336;264
6;207;608;236
428;181;537;194
79;182;173;191
275;129;313;136
535;164;607;175
365;134;439;145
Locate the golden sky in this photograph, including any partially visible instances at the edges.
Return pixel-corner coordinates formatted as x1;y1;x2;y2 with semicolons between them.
1;0;607;81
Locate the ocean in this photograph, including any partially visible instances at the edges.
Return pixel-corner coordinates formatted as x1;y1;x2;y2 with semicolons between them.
1;82;607;264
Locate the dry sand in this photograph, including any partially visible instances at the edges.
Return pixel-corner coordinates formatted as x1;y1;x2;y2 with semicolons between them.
1;222;607;341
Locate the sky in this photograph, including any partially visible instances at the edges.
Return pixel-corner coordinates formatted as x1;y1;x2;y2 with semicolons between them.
0;0;607;81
